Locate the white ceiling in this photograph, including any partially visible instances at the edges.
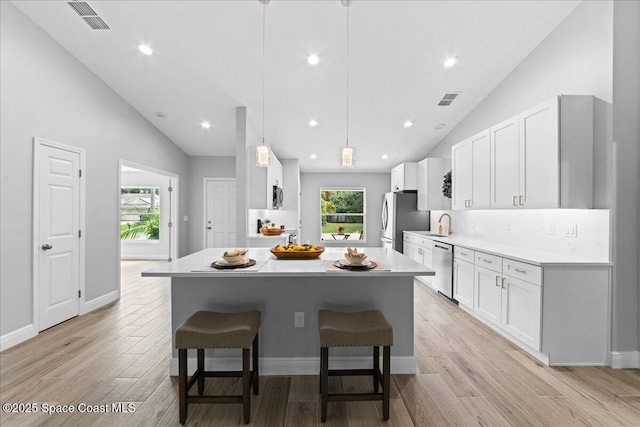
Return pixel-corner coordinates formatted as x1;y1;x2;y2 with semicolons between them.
13;0;580;173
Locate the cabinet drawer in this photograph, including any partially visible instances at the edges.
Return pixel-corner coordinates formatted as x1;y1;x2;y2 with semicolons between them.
475;251;502;272
403;234;411;243
503;258;542;286
417;238;432;248
454;247;474;263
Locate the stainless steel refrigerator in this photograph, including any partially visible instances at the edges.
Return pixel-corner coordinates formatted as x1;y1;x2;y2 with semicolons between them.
380;192;430;253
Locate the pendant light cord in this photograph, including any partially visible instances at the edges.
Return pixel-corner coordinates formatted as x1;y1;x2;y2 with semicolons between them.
346;5;350;148
262;2;266;145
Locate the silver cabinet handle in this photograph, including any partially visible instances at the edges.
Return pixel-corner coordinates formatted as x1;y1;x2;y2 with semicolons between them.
459;251;467;256
495;276;500;287
513;268;527;274
519;195;524;206
41;244;53;250
502;278;507;289
482;259;493;264
468;200;472;208
513;196;517;206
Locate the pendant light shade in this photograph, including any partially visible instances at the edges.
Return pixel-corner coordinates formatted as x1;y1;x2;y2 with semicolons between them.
257;0;271;167
341;146;354;168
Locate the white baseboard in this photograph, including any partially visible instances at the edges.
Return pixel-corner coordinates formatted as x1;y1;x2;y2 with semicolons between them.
81;290;119;315
611;351;639;369
169;356;419;376
0;324;38;352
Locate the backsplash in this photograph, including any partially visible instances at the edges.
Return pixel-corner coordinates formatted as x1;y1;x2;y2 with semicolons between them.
430;209;610;260
247;209;298;235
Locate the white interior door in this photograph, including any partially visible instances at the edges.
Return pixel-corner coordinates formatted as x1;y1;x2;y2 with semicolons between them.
205;180;236;248
37;144;80;331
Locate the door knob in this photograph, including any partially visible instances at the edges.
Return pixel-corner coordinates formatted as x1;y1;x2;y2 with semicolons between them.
41;244;53;250
207;227;211;230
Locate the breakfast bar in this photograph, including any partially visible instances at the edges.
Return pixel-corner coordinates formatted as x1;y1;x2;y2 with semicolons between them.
142;247;434;376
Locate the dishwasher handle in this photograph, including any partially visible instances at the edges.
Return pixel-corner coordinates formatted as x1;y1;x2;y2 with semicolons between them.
434;244;452;251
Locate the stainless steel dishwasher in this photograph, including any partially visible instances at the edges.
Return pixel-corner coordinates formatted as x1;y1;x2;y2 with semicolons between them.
432;242;453;299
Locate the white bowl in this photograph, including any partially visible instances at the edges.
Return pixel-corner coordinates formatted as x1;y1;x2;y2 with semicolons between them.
222;254;247;264
344;253;367;265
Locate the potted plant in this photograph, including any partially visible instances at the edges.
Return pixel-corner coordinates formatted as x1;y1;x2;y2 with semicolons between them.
337;226;346;234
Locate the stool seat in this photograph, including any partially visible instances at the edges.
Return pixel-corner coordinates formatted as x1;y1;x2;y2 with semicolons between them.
319;309;393;348
176;310;261;349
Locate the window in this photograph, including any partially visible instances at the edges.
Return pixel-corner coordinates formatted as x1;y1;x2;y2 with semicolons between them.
320;188;365;242
120;187;160;240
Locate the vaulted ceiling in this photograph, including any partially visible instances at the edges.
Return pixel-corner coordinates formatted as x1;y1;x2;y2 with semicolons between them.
13;0;580;172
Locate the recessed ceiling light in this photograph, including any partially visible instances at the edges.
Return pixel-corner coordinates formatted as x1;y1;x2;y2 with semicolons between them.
310;154;318;159
382;154;389;160
444;57;457;67
403;120;414;128
309;119;318;127
435;123;446;130
138;44;153;55
201;121;211;129
307;54;320;65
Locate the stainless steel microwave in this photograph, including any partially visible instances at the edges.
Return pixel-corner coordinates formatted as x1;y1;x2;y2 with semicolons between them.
272;186;283;209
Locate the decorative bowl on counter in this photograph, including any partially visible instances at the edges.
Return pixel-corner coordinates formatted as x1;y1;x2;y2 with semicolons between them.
344;247;367;265
261;227;284;236
270;243;324;259
222;249;248;264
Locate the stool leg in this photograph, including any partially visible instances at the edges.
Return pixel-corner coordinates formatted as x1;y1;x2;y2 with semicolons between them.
373;346;380;393
321;347;328;422
197;348;205;396
252;333;259;395
179;349;187;424
319;348;322;394
383;346;390;421
242;348;251;424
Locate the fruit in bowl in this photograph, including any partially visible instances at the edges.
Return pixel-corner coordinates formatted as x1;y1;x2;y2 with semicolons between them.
344;247;367;265
271;243;324;259
222;249;248;264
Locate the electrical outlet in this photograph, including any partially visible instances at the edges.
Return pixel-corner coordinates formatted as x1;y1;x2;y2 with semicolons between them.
183;215;189;222
505;222;511;231
564;224;578;238
470;219;476;228
547;224;555;235
294;312;304;328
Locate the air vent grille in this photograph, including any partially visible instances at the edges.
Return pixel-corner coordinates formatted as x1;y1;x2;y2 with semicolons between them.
67;2;96;17
438;92;461;106
82;16;110;30
67;1;110;30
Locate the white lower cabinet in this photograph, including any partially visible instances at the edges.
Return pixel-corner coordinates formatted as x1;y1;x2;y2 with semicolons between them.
474;265;503;327
453;258;474;309
501;275;541;350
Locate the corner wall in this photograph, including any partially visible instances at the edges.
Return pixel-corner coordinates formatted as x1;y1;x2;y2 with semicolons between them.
0;3;189;340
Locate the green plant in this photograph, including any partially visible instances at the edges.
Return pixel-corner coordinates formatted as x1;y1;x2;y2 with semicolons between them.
442;171;452;199
121;214;160;240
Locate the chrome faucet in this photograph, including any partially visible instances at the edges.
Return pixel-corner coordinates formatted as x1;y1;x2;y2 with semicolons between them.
437;213;452;235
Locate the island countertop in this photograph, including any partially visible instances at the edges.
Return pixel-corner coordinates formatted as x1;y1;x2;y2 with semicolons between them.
141;247;434;278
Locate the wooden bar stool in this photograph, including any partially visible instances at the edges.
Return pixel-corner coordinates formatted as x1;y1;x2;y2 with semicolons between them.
175;310;261;425
318;309;393;422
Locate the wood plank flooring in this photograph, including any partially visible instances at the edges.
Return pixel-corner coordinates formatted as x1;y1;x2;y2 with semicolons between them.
1;260;638;426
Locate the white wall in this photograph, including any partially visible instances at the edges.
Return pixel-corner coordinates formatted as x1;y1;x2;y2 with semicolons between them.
187;157;235;254
612;0;640;357
300;173;390;247
427;0;613;209
0;3;189;337
120;169;171;260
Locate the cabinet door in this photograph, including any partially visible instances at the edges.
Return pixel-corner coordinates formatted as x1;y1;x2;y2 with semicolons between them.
451;141;471;210
470;130;491;209
519;97;559;208
474;265;502;326
490;116;520;209
412;245;424;265
391;166;400;192
417;160;427;210
454;259;474;309
501;275;541;350
403;241;414;257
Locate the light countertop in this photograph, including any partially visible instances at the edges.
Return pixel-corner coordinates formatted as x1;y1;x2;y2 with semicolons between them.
141;247;434;278
403;231;611;267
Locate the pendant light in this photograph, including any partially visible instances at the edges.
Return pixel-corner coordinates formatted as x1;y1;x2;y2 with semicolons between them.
256;0;271;167
341;0;354;168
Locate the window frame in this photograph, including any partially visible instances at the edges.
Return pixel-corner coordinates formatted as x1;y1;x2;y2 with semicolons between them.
319;187;366;243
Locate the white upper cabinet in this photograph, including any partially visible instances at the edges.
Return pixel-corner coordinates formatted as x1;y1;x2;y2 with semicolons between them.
391;162;418;192
417;158;451;211
249;151;283;210
451;130;491;210
453;95;593;210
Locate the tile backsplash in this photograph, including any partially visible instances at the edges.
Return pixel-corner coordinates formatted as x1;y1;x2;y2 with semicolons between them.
430;209;610;261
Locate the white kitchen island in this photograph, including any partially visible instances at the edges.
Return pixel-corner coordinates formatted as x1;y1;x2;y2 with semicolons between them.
142;247;434;376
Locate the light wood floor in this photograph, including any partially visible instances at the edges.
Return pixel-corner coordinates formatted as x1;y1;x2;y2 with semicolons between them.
1;261;639;426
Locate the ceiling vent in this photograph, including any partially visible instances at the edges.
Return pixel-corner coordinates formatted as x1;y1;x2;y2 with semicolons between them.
437;92;461;107
67;2;110;30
